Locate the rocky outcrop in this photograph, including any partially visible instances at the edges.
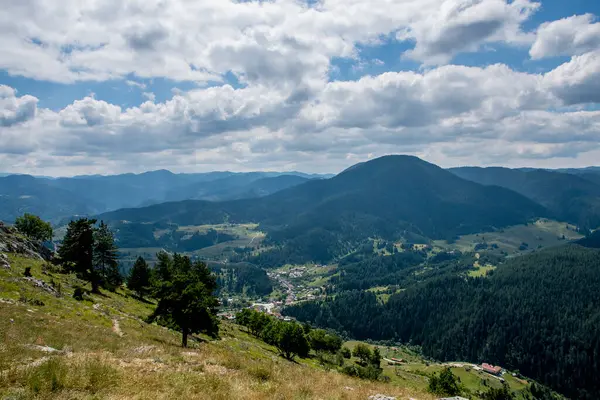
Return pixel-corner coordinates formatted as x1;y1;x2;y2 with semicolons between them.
0;252;10;269
0;222;53;261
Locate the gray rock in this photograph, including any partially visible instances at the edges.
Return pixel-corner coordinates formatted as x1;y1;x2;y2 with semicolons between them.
0;222;54;261
23;277;60;297
0;252;9;269
368;395;396;400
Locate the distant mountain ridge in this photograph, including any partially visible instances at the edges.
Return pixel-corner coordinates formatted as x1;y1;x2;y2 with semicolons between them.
0;170;328;223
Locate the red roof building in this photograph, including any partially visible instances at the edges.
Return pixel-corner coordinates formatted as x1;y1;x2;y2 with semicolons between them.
482;363;502;376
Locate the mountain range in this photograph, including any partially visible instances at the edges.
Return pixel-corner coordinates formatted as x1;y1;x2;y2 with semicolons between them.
0;170;328;223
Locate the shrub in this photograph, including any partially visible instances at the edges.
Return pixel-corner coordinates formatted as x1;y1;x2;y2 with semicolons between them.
73;287;85;301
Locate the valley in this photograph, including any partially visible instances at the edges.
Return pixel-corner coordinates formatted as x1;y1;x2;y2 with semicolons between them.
3;154;600;399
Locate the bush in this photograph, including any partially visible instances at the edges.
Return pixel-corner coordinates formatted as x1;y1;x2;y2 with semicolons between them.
341;347;351;358
73;287;85;301
15;213;53;242
248;365;272;382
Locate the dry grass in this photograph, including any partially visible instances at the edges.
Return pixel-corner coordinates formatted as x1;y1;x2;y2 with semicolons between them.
1;254;433;399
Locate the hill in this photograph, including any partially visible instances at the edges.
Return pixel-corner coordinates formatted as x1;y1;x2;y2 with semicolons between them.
450;167;600;229
99;156;548;264
286;244;600;399
0;231;430;400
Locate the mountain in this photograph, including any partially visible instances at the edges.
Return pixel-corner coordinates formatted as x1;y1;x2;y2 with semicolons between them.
450;167;600;229
99;156;548;263
202;174;314;201
0;170;319;223
0;175;101;223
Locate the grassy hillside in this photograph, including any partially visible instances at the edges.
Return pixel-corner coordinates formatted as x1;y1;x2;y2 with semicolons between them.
0;254;430;400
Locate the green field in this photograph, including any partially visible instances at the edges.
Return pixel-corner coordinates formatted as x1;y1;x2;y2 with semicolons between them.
342;341;532;399
434;218;583;255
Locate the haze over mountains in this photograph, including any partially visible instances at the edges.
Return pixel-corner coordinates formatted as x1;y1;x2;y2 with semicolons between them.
0;170;329;223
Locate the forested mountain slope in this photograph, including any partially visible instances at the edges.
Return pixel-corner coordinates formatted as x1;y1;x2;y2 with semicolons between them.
285;244;600;399
99;156;548;264
450;167;600;229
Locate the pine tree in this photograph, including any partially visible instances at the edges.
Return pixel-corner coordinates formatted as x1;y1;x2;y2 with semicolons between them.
128;256;151;299
59;218;99;292
94;221;121;291
149;254;219;347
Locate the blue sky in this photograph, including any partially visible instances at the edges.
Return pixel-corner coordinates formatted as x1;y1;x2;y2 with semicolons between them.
1;0;600;176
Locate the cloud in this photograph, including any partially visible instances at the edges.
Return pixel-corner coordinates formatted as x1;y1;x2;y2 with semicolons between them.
544;50;600;105
0;0;541;85
3;50;600;175
400;0;539;64
3;1;600;176
0;85;38;127
126;80;147;90
530;14;600;59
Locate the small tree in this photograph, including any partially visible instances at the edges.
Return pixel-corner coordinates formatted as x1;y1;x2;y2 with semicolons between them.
275;322;309;360
428;367;461;396
149;254;219;347
94;221;121;290
482;384;514;400
15;213;52;242
308;329;342;353
59;218;99;292
127;256;151;298
370;347;382;368
353;343;373;365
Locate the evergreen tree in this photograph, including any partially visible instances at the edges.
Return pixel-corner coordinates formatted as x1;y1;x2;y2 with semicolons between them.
149;254;219;347
127;256;151;298
428;368;461;396
14;213;53;242
93;221;121;290
59;218;99;292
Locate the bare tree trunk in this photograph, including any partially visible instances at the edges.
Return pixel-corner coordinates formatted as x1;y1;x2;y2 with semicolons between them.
182;327;188;348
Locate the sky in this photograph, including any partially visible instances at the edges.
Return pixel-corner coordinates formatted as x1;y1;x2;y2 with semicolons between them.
1;0;600;176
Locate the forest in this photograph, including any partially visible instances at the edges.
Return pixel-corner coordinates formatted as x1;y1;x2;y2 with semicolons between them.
285;244;600;399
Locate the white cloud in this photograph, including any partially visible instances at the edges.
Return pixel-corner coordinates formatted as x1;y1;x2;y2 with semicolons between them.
2;51;600;175
3;1;600;175
530;14;600;59
544;50;600;105
400;0;539;64
0;85;38;127
0;0;541;85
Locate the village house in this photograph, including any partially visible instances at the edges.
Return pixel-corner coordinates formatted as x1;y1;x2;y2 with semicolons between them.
482;363;502;376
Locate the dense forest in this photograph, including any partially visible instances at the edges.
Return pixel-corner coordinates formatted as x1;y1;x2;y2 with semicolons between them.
285;244;600;399
208;262;273;297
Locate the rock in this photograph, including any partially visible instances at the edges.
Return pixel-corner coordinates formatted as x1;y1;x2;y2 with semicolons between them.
368;395;396;400
27;344;61;353
0;252;10;269
0;222;54;261
23;277;60;297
